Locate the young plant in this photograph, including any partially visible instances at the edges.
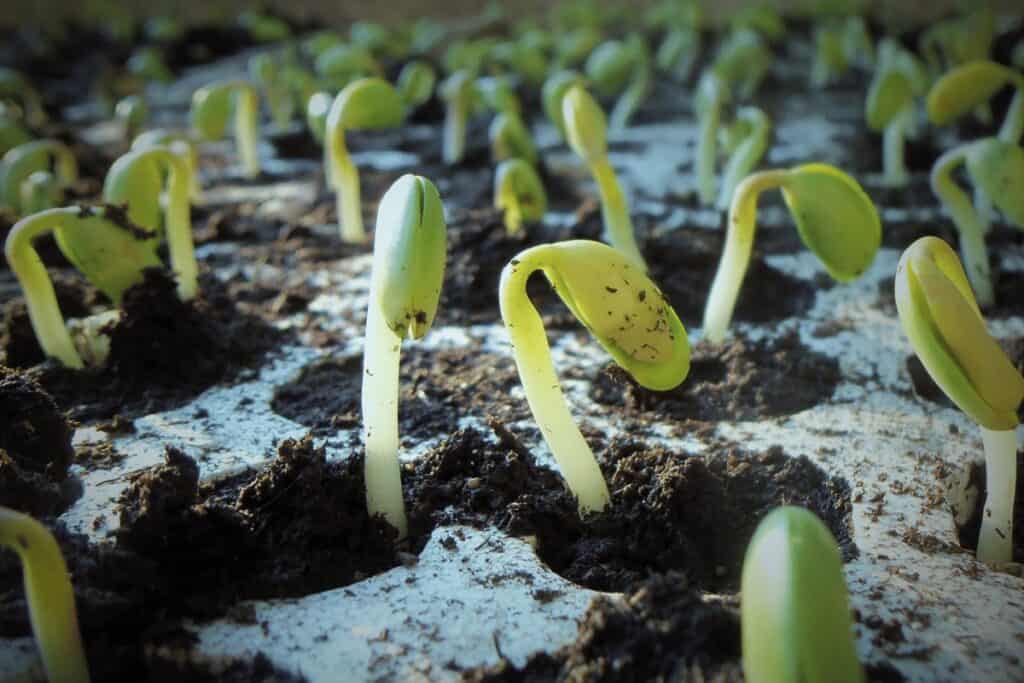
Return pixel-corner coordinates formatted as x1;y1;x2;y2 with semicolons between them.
249;53;295;131
324;77;406;243
0;67;47;127
841;15;874;71
716;106;771;210
584;35;651;130
742;506;864;683
494;158;547;235
656;25;700;83
929;137;1024;307
0;506;89;683
395;60;437;110
362;175;446;538
190;80;261;178
711;29;770;101
704;164;880;343
695;71;728;206
439;70;476;165
895;236;1024;564
541;70;585;141
810;23;848;89
562;84;646;270
489;111;537;165
131;129;202;202
314;44;382;90
926;60;1024;144
127;46;173;84
0;139;78;217
865;55;915;187
499;240;690;513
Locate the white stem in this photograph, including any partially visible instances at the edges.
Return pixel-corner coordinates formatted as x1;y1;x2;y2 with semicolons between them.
977;427;1018;564
443;100;467;165
882;111;909;188
361;293;408;539
591;158;646;271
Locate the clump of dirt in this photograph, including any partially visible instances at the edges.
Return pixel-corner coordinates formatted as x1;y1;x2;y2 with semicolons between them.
952;449;1024;564
464;572;743;683
1;272;97;367
591;331;841;422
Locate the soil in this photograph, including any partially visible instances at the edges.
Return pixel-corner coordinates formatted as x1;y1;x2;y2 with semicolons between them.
953;449;1024;565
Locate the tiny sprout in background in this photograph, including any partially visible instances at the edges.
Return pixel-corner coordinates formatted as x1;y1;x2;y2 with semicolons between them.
729;5;784;42
711;29;769;101
656;25;700;83
865;47;916;188
132;129;203;202
563;84;647;270
0;506;90;683
126;46;173;84
499;240;690;514
895;237;1023;564
489;111;537;165
695;71;728;206
542;70;586;141
841;16;874;71
742;506;864;683
810;23;848;89
0;67;47;127
554;26;601;69
704;164;880;343
325;77;406;243
494;158;547;235
930;137;1024;307
926;60;1024;144
476;75;521;116
238;10;291;43
191;80;261;178
249;53;296;131
585;35;651;130
716;106;771;211
396;60;437;111
362;175;447;538
919;8;995;86
439;70;477;165
115;95;148;142
315;44;382;90
0;140;78;218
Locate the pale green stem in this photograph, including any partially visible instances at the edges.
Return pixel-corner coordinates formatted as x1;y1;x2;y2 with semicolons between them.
3;208;84;368
977;427;1018;564
443;98;467;165
716;109;770;210
881;107;910;188
590;157;647;271
696;101;719;206
327;127;366;243
998;89;1024;144
235;85;260;178
0;507;90;683
163;155;198;301
361;288;408;538
499;251;611;514
703;169;788;343
503;202;523;236
931;147;993;307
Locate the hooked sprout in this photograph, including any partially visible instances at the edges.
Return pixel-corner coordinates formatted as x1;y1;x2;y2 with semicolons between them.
716;106;771;210
704;164;880;343
926;60;1024;144
741;506;864;683
489;111;537;165
810;23;848;89
895;236;1023;564
315;44;382;90
656;25;700;83
0;506;90;683
563;85;646;270
439;70;477;165
929;138;1024;307
396;60;437;110
865;53;915;187
325;77;406;243
499;240;690;514
132;129;203;202
0;139;78;217
362;175;446;538
249;53;296;130
585;35;651;130
191;80;261;178
494;158;547;235
712;29;770;101
696;71;728;206
542;70;586;141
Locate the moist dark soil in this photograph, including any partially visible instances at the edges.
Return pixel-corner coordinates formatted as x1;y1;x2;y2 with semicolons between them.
1;272;98;367
4;268;287;422
953;449;1024;565
591;331;841;424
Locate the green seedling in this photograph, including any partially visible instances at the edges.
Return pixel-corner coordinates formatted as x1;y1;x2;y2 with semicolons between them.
0;112;32;156
656;26;700;83
499;240;690;514
742;506;864;683
554;26;601;69
895;236;1023;563
926;60;1024;145
127;47;172;84
704;164;880;343
477;75;520;116
929;137;1024;307
396;60;437;110
841;15;874;70
919;8;994;84
494;158;547;235
315;44;382;89
645;0;701;31
716;107;771;210
249;53;295;130
865;50;916;188
542;70;586;140
585;35;651;130
132;129;203;202
563;84;646;270
325;77;406;243
712;29;770;100
810;23;848;89
238;10;291;43
191;80;261;178
443;38;496;76
729;5;784;42
115;95;148;141
695;71;728;206
0;67;47;127
489;111;537;165
104;146;198;301
19;171;61;215
491;39;548;88
351;21;401;58
362;175;446;538
439;70;477;165
0;140;78;217
0;506;90;683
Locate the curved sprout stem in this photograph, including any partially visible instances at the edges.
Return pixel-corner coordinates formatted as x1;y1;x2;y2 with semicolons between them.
591;158;646;270
977;427;1018;564
235;85;260;178
3;208;84;368
499;249;612;514
326;127;366;243
161;153;199;300
930;146;993;307
703;169;788;343
0;506;90;683
882;107;910;187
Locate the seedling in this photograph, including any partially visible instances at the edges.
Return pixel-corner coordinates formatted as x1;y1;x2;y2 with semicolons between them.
742;506;864;683
712;29;770;100
249;53;295;130
362;175;446;538
396;60;437;110
841;15;874;71
491;39;548;88
542;70;585;140
865;49;916;187
439;70;476;165
716;106;771;210
494;158;547;235
476;75;520;116
127;46;173;84
191;80;261;178
920;8;994;84
489;111;537;165
499;240;690;514
554;26;601;69
930;138;1024;307
895;237;1024;563
115;95;148;141
132;129;203;202
324;77;406;243
810;23;847;89
656;25;700;83
0;67;47;127
238;10;291;43
926;60;1024;144
585;35;651;130
695;71;728;206
704;164;880;343
562;85;646;270
315;44;382;89
0;506;89;683
0;139;78;217
729;5;784;42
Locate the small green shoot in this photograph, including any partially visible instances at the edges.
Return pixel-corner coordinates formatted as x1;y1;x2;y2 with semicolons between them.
494;158;547;235
926;60;1024;144
439;70;477;165
696;71;728;206
127;47;173;84
716;106;771;210
585;35;651;130
396;60;437;110
712;29;770;100
132;129;203;202
0;140;78;217
249;53;296;130
810;23;848;89
489;111;537;165
115;95;148;141
191;80;261;178
866;48;916;187
656;26;700;83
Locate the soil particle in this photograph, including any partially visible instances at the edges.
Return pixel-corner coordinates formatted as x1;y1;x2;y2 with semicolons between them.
590;331;841;422
953;449;1024;565
463;572;743;683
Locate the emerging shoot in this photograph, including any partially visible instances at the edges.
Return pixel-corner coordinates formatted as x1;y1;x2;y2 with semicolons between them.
191;80;261;178
362;175;447;538
695;72;728;206
439;70;476;165
499;240;690;514
494;158;547;235
489;111;537;165
0;140;78;218
704;164;880;343
926;60;1024;144
396;60;437;110
716;107;771;210
895;237;1024;564
865;54;915;187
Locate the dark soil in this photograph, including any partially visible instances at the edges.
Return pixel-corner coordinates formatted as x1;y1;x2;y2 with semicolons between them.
1;272;98;367
591;331;841;423
953;449;1024;564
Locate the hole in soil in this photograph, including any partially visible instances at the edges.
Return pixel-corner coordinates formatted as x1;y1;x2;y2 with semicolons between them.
950;450;1024;565
590;331;841;422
